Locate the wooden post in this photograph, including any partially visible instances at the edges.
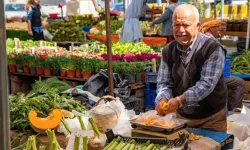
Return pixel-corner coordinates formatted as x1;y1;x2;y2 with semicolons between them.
0;0;11;147
105;0;114;96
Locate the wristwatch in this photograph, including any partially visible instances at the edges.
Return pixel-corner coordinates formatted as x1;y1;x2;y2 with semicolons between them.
176;96;183;108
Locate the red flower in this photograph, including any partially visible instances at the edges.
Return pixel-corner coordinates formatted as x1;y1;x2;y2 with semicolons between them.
58;3;63;8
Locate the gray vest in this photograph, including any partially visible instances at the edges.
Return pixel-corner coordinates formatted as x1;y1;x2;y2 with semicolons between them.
162;33;227;119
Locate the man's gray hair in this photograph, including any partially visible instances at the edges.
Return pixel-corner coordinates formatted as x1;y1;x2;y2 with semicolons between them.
173;4;200;23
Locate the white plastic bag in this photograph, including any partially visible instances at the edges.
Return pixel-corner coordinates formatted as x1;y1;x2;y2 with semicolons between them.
43;29;53;41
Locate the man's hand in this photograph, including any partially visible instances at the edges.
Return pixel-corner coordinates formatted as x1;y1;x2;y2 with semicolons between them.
165;98;179;114
155;98;168;115
28;30;33;36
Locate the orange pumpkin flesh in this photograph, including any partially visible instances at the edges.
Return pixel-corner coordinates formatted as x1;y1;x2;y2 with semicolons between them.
28;109;62;130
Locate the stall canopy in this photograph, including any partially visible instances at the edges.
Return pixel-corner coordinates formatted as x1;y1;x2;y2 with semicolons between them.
120;0;144;42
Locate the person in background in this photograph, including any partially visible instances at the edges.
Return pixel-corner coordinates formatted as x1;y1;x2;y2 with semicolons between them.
155;4;227;132
200;18;245;111
26;0;44;41
150;0;178;43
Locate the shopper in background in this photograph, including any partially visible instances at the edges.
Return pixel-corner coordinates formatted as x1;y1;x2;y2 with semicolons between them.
150;0;178;43
155;4;227;132
26;0;44;41
200;18;245;111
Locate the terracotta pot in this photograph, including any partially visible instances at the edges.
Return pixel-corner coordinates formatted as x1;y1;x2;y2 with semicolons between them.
142;72;146;82
8;64;16;73
82;72;92;80
75;71;81;78
67;70;75;78
60;70;67;77
23;66;30;74
44;68;52;76
36;67;44;75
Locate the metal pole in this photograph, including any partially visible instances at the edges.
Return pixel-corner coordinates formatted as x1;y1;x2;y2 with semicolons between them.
214;0;216;18
221;0;224;19
104;0;114;96
246;4;250;49
0;0;11;149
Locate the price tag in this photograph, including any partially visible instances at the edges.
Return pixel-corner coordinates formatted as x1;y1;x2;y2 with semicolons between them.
66;129;93;150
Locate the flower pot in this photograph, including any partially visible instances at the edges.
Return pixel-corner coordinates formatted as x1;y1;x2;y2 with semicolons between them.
8;64;16;73
67;70;75;78
52;70;60;76
44;68;52;76
136;73;142;83
36;67;44;75
82;72;92;80
16;65;23;73
142;72;146;82
30;67;36;75
23;66;30;74
75;71;82;78
60;70;67;77
126;74;135;84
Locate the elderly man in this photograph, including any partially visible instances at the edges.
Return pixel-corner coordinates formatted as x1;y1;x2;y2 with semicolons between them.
155;4;227;132
200;18;245;111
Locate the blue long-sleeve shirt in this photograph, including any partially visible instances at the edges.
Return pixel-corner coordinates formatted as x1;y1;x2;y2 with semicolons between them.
155;33;225;107
27;5;43;33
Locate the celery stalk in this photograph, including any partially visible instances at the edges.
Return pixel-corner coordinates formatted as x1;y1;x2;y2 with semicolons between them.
83;136;88;150
61;118;72;134
31;136;37;150
88;117;101;136
73;136;80;150
77;116;86;130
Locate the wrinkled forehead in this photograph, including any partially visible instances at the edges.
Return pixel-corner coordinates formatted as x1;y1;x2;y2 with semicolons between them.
173;10;196;23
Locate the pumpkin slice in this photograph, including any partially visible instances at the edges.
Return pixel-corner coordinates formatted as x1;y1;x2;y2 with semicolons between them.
28;109;62;131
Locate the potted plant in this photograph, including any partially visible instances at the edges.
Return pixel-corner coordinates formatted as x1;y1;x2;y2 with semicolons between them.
29;55;37;75
66;59;75;78
50;56;61;76
60;56;68;77
82;58;93;80
15;54;24;73
135;62;145;83
43;57;53;76
74;57;83;78
94;59;105;73
124;63;136;84
36;58;44;75
21;53;33;74
8;53;16;73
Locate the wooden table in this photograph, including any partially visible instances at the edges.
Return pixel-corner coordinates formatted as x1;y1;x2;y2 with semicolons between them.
88;34;167;47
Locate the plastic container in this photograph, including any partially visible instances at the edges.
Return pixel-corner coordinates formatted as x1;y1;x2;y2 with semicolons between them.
145;72;158;83
145;89;157;107
223;56;230;78
49;13;58;19
81;26;92;33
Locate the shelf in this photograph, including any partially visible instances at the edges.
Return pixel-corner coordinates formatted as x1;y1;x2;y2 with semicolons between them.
221;31;248;37
10;72;88;82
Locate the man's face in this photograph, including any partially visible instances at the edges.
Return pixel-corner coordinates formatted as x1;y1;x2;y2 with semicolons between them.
34;0;40;5
209;26;221;38
172;10;200;49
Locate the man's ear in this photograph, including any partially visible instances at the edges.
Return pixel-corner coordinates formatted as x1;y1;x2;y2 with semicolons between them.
196;22;201;28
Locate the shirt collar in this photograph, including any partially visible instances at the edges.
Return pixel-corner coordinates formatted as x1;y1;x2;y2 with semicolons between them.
177;33;198;54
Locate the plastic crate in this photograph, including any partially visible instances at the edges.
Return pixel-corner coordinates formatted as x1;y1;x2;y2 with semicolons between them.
123;97;144;114
237;42;249;52
223;56;231;78
145;72;158;83
145;89;157;107
105;130;189;149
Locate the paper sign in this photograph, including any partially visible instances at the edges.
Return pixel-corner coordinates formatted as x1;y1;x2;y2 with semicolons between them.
66;129;93;150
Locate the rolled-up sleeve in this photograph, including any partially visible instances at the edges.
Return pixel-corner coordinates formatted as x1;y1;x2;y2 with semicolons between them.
184;46;225;106
27;7;33;21
155;58;174;104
